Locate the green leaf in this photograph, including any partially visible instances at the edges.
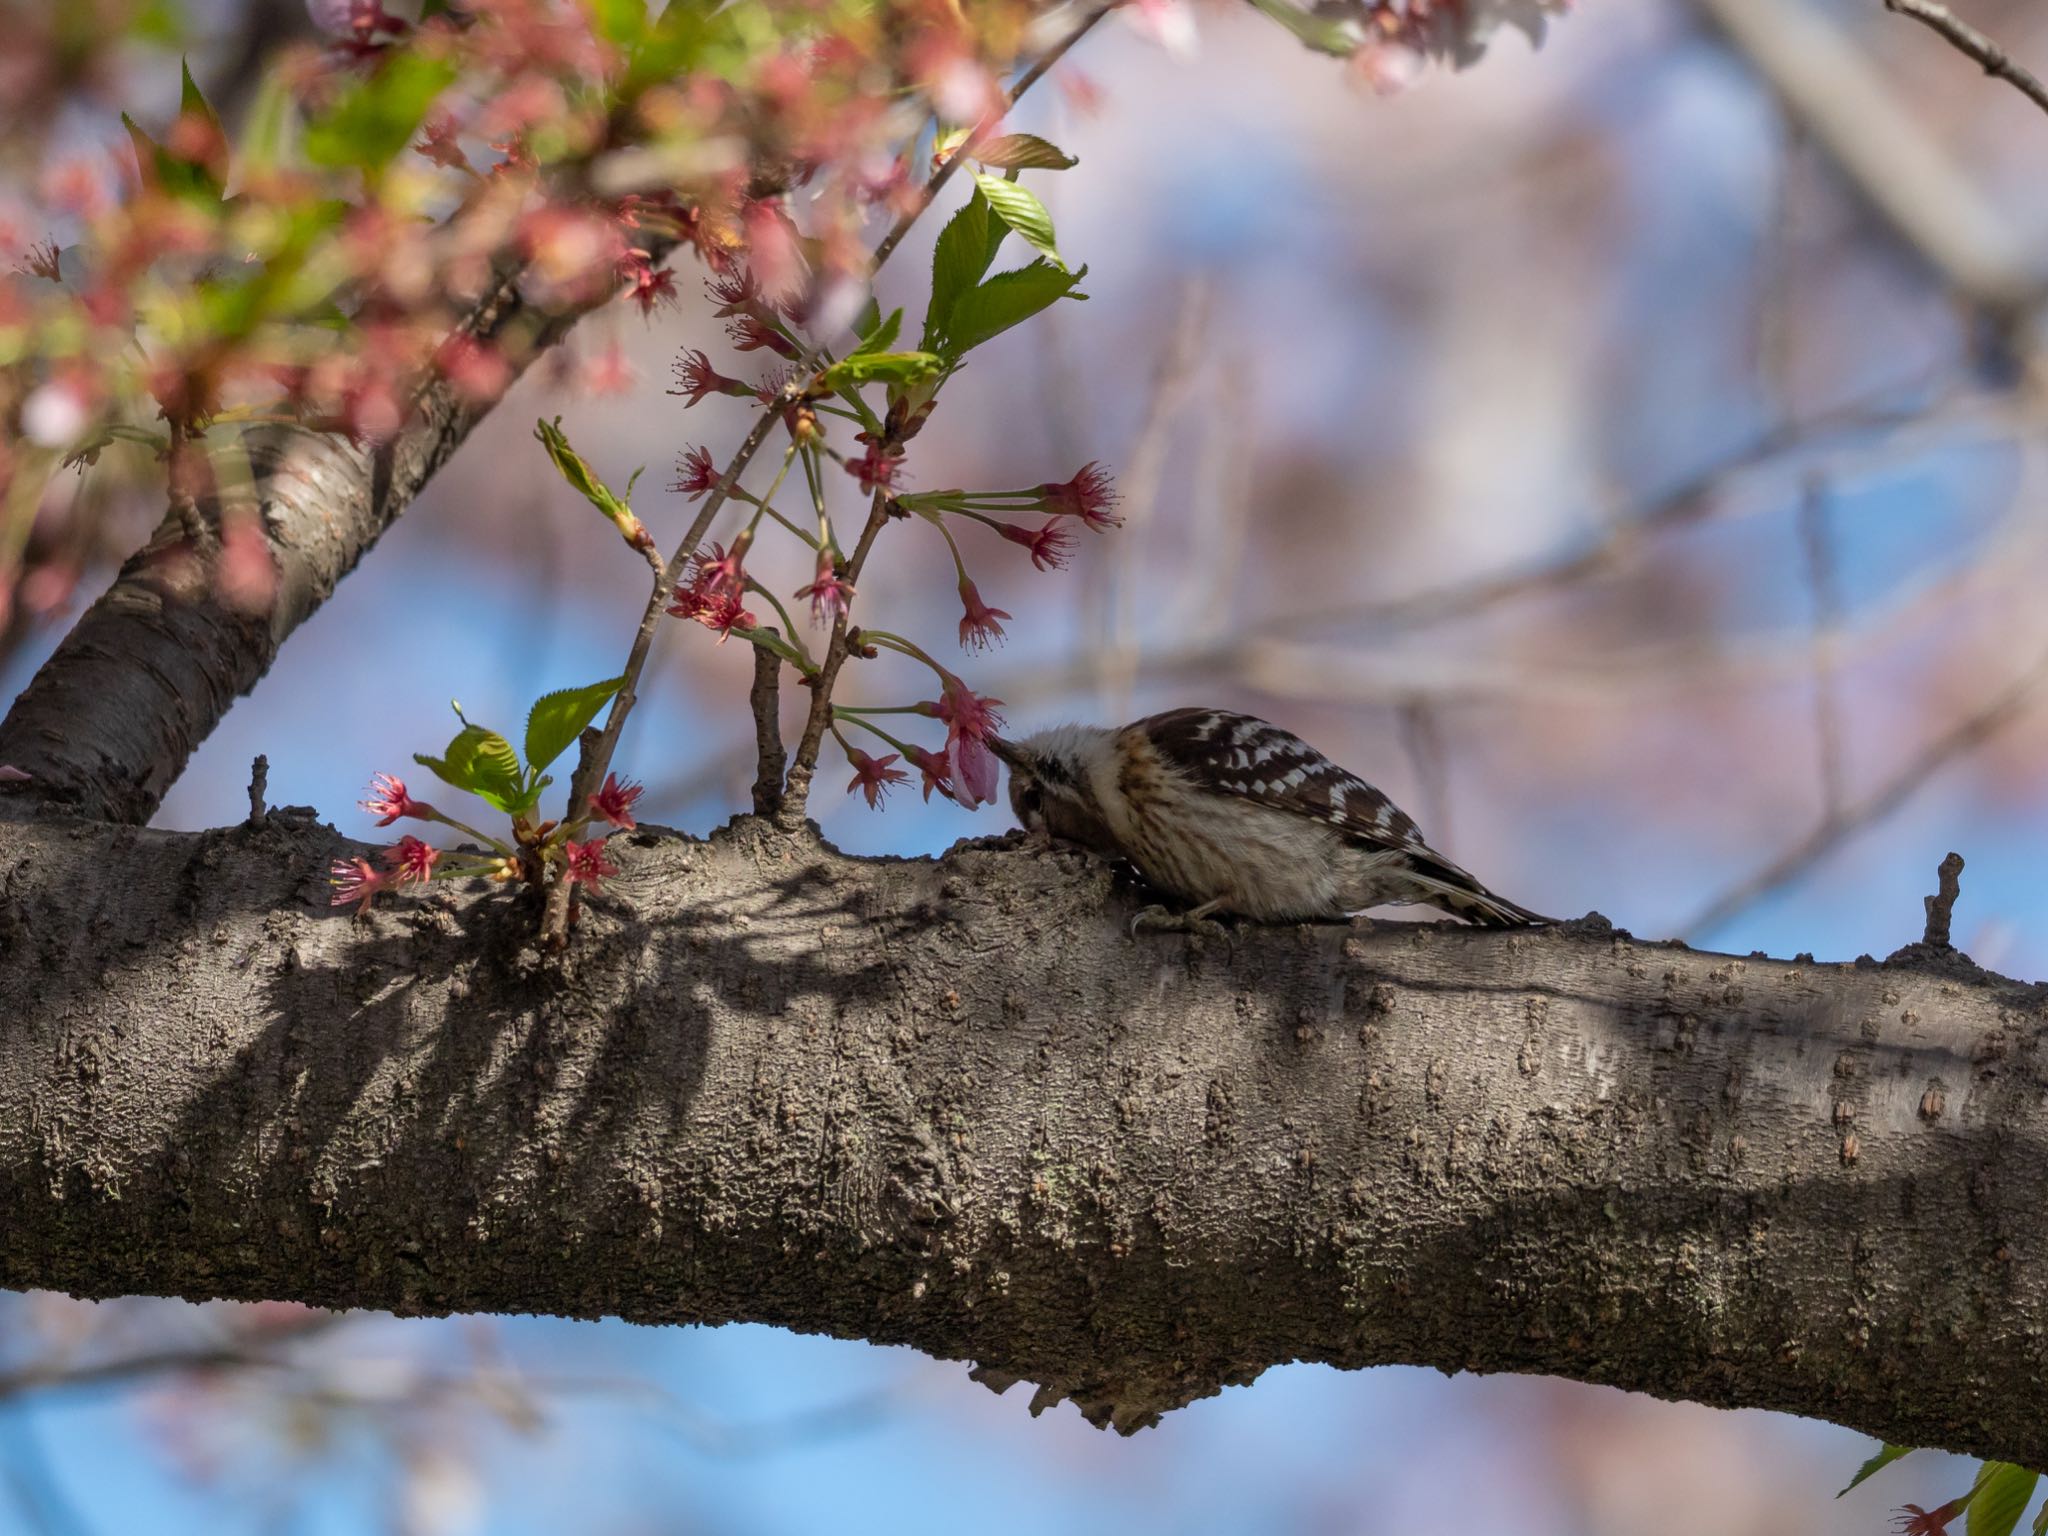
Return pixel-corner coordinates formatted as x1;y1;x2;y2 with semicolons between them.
1969;1464;2039;1536
942;261;1087;357
923;191;996;351
304;51;458;172
625;0;718;95
2032;1493;2048;1536
851;295;882;343
123;111;222;210
851;307;903;356
524;676;626;778
1839;1444;1914;1498
415;724;524;813
820;350;943;389
1245;0;1357;55
972;133;1077;171
535;417;635;534
180;59;224;144
588;0;648;46
973;172;1062;267
237;68;297;172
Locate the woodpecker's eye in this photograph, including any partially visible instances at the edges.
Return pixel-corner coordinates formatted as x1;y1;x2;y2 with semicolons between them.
1015;782;1044;821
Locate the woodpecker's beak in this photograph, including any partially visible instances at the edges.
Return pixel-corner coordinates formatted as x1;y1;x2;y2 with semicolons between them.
986;735;1030;771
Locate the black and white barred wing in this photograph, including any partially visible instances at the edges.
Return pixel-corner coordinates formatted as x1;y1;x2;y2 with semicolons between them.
1135;708;1548;926
1136;708;1429;850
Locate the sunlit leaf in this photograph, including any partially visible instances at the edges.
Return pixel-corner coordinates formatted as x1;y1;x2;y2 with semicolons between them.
415;724;524;812
237;69;298;172
525;677;626;778
1969;1464;2039;1536
851;307;903;356
1839;1443;1914;1498
942;261;1087;357
923;190;996;351
535;417;637;535
1245;0;1356;55
973;172;1062;267
821;350;943;389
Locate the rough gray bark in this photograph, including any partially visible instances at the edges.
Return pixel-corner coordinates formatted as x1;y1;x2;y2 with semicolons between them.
1;806;2044;1457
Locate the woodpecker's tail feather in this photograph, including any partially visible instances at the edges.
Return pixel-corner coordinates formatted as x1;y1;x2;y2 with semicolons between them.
1400;852;1553;928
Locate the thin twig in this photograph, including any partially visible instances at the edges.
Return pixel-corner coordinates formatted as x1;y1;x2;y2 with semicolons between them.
1923;850;1965;946
1796;473;1846;820
540;401;787;946
777;492;893;830
1883;0;2048;119
1694;0;2037;315
245;753;268;828
749;635;786;818
0;1313;344;1404
1685;642;2048;937
870;4;1112;271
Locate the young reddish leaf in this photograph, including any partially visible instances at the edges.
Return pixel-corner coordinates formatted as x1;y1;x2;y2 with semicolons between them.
122;111;223;209
972;133;1078;171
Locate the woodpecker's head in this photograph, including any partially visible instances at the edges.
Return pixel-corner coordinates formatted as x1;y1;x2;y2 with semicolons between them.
989;724;1120;854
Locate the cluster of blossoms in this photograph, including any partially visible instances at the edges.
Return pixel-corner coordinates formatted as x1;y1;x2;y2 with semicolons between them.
330;766;641;912
655;238;1122;813
0;0;1071;635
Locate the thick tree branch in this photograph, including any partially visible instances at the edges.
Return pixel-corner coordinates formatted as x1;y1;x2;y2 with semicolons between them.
1;809;2045;1457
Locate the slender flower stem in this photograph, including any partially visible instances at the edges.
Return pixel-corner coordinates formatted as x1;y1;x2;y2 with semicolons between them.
427;810;515;856
928;513;971;582
745;580;816;670
833;712;916;756
776;488;895;828
861;629;950;678
761;503;823;550
870;3;1113;270
799;442;836;552
740;442;802;542
540;393;791;946
725;485;822;549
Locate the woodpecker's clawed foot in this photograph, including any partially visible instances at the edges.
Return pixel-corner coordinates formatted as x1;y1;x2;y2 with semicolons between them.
1130;903;1230;942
